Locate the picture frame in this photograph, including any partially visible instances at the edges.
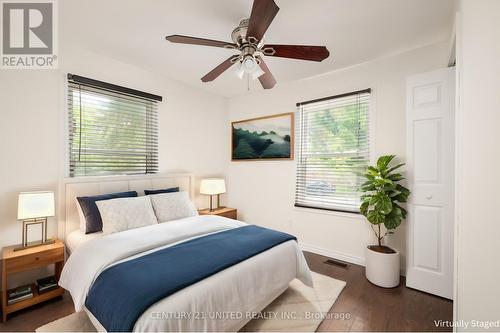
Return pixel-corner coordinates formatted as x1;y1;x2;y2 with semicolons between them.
231;112;294;161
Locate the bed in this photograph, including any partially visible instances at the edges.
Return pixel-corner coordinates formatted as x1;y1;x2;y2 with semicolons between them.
58;174;312;332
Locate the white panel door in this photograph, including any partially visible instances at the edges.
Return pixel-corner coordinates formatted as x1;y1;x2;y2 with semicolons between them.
406;67;455;299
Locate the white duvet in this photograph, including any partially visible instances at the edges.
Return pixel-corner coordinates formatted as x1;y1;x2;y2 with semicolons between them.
59;215;313;332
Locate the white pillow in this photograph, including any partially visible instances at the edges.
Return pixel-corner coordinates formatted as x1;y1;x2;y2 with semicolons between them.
96;196;158;234
149;191;198;223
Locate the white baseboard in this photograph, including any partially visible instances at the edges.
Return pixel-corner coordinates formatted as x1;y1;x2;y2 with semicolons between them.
299;242;365;267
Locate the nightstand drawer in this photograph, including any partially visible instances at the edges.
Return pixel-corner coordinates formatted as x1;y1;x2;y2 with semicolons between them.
5;247;64;274
219;210;237;220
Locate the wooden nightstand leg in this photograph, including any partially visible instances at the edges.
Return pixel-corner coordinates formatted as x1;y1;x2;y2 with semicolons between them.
2;260;6;322
55;261;63;281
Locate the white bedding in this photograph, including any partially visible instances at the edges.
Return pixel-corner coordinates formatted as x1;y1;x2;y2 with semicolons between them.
65;229;103;254
59;215;312;332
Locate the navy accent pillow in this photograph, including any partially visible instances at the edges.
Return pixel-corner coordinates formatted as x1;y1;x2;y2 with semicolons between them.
144;187;179;195
77;191;138;234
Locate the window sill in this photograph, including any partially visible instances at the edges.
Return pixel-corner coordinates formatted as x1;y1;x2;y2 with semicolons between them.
293;205;364;220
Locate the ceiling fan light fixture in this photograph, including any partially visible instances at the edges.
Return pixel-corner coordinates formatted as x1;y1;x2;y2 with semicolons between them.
235;59;265;80
235;62;245;79
252;66;265;80
242;56;256;73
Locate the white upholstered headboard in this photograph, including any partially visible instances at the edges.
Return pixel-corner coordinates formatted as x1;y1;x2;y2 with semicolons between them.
58;173;195;239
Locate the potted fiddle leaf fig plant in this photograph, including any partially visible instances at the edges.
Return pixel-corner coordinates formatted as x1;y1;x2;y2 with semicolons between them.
360;155;410;288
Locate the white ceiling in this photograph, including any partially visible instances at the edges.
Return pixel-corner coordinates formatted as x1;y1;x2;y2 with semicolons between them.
61;0;454;97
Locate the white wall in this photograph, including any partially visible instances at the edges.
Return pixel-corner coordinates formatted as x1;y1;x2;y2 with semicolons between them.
227;42;450;268
0;45;229;260
0;71;61;250
455;0;500;328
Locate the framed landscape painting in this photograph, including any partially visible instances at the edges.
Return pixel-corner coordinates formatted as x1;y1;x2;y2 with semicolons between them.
231;112;294;161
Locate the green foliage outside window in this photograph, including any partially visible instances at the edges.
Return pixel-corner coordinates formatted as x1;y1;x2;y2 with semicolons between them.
301;103;370;207
69;90;156;177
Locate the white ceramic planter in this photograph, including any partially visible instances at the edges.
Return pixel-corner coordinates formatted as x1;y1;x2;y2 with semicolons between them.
365;246;400;288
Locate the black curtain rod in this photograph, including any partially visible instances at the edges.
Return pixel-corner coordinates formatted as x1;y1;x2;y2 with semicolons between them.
296;88;371;107
67;73;163;102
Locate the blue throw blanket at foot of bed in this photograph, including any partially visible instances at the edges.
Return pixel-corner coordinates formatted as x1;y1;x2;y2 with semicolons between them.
85;225;296;332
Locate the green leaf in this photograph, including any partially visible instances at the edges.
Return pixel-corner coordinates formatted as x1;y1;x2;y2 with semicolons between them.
377;155;396;171
370;193;393;215
373;177;393;188
367;166;379;176
388;191;400;198
361;183;376;192
367;210;385;225
377;196;393;215
396;184;410;195
394;194;408;203
361;194;372;202
384;206;403;230
394;184;411;202
386;163;405;174
393;203;407;219
382;182;397;191
360;201;369;216
361;180;373;187
387;173;404;181
363;173;376;181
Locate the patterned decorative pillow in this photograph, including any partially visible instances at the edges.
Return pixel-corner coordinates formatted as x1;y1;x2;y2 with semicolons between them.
76;191;138;234
149;191;198;223
97;196;158;234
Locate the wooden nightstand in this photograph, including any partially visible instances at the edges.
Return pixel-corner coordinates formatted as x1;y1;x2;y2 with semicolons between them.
1;240;65;322
198;207;238;220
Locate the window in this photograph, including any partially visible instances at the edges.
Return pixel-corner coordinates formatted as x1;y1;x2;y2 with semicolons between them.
67;74;161;177
295;89;371;213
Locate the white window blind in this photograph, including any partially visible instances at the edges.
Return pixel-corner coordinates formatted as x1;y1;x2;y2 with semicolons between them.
295;89;371;213
67;74;161;177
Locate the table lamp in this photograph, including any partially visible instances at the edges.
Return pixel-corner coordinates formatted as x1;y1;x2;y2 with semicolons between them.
17;191;55;250
200;179;226;211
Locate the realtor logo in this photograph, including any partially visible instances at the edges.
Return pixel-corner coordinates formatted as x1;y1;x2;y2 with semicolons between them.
1;0;58;68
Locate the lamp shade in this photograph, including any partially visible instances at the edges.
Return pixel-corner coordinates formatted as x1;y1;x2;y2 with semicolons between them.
200;179;226;195
18;191;55;220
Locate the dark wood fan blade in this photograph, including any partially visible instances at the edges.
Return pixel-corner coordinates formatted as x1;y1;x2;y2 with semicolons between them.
256;56;276;89
246;0;279;42
262;45;330;62
165;35;236;49
201;55;239;82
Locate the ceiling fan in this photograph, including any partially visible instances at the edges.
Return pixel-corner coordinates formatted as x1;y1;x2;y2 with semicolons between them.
165;0;330;89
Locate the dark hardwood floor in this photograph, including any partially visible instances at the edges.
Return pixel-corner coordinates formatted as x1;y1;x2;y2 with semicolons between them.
0;293;74;332
0;252;452;332
304;252;453;332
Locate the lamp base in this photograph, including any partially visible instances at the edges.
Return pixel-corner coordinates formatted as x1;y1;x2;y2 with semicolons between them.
13;239;55;251
215;194;226;210
17;217;50;251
